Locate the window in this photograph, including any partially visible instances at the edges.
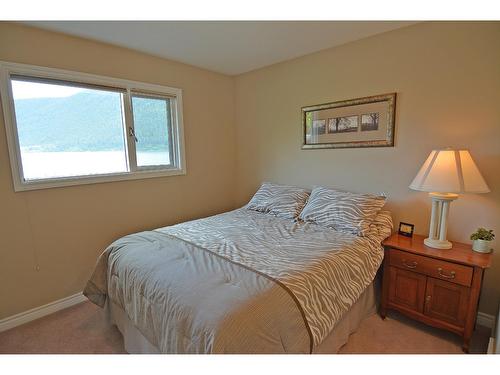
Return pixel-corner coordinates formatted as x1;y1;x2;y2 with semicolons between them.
0;61;185;191
131;94;173;168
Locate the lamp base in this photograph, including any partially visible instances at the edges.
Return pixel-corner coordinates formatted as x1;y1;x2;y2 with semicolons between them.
424;237;453;249
425;192;458;250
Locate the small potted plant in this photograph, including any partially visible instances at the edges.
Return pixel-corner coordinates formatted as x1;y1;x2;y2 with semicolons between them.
470;228;495;253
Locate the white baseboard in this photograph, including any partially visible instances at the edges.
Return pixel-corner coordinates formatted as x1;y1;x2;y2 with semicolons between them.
0;292;86;333
487;337;496;354
477;311;495;329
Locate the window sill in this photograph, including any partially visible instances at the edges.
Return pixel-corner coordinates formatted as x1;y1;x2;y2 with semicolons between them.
13;167;186;192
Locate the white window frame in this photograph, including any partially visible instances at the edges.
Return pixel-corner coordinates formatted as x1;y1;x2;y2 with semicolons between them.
0;61;186;192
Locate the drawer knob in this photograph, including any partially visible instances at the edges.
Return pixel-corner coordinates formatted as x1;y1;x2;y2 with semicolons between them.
437;267;456;279
402;260;417;269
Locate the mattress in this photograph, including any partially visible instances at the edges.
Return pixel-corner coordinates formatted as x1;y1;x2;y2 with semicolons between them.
84;208;392;353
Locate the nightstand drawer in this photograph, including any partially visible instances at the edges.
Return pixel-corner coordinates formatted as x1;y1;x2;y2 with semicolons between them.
389;249;473;287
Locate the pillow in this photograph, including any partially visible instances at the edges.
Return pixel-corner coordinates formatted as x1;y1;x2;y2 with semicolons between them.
298;186;386;236
246;182;310;219
367;210;393;240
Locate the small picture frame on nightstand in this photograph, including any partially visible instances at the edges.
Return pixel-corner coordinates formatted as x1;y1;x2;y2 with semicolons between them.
398;222;414;237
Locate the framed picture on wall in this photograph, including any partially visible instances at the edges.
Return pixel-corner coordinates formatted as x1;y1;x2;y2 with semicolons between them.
301;93;396;149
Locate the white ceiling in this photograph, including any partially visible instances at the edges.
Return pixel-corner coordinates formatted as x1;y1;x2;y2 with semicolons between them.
25;21;416;75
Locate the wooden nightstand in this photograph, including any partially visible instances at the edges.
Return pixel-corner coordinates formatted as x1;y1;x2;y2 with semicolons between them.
380;233;492;353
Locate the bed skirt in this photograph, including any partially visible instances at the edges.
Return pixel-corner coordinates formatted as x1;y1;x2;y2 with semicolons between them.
104;281;377;354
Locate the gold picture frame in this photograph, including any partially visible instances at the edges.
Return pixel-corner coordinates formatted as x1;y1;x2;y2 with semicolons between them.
301;93;396;149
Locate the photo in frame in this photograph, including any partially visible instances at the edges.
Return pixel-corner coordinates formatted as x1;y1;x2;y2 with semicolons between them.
398;222;415;238
302;93;396;149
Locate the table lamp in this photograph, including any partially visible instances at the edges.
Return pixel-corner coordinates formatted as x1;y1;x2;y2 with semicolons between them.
409;149;490;249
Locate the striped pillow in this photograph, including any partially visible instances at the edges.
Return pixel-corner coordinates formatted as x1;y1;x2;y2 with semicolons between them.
298;186;386;236
367;210;394;240
246;182;310;219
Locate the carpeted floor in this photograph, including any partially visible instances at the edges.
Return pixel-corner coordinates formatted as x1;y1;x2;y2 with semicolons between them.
339;311;490;354
0;302;126;354
0;301;490;354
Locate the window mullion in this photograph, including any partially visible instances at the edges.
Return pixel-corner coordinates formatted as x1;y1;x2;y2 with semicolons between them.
168;98;177;168
122;89;138;172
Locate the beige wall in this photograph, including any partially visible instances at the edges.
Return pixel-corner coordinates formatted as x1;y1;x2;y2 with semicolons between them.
0;23;237;319
234;22;500;315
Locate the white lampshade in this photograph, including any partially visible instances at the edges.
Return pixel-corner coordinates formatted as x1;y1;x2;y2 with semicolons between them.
410;149;490;194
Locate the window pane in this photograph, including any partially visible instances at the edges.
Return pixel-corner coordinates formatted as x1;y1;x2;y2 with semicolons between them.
131;95;172;167
11;78;127;180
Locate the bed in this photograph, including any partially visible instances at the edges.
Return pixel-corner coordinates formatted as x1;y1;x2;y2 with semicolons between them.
84;197;392;353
